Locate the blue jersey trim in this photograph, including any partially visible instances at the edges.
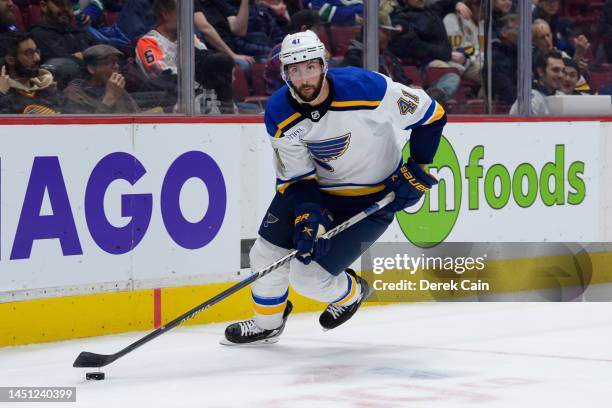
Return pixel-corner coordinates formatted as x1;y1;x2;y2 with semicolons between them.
332;273;353;303
276;169;317;184
318;158;402;188
252;290;289;306
328;67;387;104
405;97;437;130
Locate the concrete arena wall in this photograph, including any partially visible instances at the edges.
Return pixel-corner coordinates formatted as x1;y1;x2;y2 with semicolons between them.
0;116;610;347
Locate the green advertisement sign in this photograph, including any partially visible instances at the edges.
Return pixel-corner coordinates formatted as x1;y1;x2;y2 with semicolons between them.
397;137;586;247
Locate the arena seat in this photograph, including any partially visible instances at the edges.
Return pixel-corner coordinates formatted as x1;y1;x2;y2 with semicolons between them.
423;66;461;88
401;65;422;87
589;69;612;93
250;63;268;97
13;5;26;31
26;4;42;26
330;26;356;58
233;64;269;107
103;11;119;27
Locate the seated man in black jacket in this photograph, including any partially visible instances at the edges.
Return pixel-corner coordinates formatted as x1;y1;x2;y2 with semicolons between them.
342;26;413;87
29;0;99;89
486;13;518;105
0;32;64;114
389;0;471;100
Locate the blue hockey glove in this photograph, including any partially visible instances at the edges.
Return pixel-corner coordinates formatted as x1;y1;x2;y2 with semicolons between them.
293;203;332;265
385;157;438;212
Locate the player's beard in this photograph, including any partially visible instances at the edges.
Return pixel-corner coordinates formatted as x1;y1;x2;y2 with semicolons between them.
294;74;325;103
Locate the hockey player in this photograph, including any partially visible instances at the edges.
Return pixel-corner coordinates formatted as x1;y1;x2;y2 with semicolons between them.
223;30;446;345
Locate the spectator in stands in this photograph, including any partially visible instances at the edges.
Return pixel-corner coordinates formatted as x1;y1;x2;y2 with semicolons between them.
600;0;612;63
0;0;20;58
342;25;413;86
195;51;236;114
492;0;513;38
486;13;518;104
560;57;590;95
103;0;127;12
29;0;100;89
137;0;203;79
304;0;363;25
92;0;154;48
230;0;285;63
194;3;255;66
264;9;323;93
194;0;255;69
510;49;564;115
30;0;98;62
379;0;398;26
72;0;105;27
0;32;64;114
64;44;139;113
0;0;19;33
390;0;472;101
532;0;574;57
443;0;482;83
259;0;290;29
138;0;235;113
284;0;302;16
532;19;591;91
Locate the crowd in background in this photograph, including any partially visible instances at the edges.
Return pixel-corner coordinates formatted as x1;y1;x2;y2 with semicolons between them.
0;0;610;115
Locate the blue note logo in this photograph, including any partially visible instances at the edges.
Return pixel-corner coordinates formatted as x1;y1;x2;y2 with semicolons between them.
305;133;351;172
263;213;279;228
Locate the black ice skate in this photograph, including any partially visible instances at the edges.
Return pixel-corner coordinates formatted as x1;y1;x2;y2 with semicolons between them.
319;269;373;331
221;301;293;346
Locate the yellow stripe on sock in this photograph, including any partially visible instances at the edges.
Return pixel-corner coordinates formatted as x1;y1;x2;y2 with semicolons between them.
253;301;287;315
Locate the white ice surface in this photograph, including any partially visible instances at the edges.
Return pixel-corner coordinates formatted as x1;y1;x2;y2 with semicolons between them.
1;302;612;408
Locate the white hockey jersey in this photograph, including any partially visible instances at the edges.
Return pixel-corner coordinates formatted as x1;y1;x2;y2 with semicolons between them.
443;13;484;60
263;67;445;197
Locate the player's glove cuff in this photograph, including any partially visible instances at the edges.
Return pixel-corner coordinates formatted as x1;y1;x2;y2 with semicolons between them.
385;157;438;212
293;203;332;265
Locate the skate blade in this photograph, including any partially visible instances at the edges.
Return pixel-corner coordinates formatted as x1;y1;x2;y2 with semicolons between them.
219;337;280;347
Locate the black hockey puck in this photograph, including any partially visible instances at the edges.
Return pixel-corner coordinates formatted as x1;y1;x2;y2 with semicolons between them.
86;372;105;380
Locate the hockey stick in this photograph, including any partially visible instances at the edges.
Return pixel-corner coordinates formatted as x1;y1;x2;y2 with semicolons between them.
73;192;395;368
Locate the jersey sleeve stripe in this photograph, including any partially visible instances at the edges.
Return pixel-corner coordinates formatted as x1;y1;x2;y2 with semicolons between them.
276;169;317;184
404;97;437;130
274;112;302;138
424;101;446;125
330;100;381;108
277;171;318;194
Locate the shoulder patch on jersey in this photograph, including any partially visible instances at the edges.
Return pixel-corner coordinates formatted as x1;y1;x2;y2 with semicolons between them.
264;86;305;138
397;97;417;115
401;89;420;104
328;67;386;111
274;112;303;138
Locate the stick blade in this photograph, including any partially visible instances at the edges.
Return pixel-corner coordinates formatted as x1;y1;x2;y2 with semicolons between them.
73;351;114;368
